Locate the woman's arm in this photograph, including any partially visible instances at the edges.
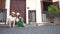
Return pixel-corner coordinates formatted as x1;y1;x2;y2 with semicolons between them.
19;17;24;22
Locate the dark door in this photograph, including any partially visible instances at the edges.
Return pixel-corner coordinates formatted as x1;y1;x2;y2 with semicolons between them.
0;0;6;24
10;0;26;23
28;10;36;22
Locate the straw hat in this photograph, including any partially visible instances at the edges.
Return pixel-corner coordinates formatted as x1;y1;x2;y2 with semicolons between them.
12;12;15;14
16;12;20;16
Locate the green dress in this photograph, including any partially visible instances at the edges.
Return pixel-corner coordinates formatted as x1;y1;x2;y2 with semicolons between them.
16;19;24;27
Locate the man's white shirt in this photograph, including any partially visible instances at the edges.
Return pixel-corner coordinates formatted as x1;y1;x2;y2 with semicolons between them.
8;15;16;21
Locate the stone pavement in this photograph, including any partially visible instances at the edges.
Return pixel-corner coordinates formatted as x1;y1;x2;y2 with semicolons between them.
0;25;60;34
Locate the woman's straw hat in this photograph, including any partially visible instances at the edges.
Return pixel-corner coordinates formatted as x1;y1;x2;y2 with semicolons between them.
16;12;20;15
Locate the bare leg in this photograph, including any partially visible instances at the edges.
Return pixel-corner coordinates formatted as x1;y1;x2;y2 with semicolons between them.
9;21;11;27
13;21;15;27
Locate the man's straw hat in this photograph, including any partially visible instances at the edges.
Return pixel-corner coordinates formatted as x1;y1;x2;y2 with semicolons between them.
12;12;15;14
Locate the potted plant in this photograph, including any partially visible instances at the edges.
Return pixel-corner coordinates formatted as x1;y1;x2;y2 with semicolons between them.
47;5;59;23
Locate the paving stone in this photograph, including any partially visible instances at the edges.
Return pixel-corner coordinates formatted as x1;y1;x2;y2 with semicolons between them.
0;25;60;34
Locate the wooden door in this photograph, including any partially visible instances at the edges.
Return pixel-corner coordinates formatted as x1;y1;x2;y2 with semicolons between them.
10;0;26;23
0;0;5;9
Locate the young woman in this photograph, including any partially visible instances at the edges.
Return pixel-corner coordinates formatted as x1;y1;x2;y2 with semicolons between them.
16;13;25;27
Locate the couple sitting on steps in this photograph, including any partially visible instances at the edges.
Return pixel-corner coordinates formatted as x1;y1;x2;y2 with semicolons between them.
7;12;25;27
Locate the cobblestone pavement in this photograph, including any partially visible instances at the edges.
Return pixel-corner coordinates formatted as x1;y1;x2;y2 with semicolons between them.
0;25;60;34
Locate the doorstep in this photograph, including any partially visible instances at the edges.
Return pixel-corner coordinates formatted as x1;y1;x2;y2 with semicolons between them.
37;22;60;26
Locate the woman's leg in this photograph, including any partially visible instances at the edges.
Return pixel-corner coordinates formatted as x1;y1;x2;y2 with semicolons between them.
13;21;15;27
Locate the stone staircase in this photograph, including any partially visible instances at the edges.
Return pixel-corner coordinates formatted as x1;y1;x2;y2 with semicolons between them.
0;23;37;28
0;22;60;28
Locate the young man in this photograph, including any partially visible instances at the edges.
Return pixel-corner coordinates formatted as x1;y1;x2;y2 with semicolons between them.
8;12;16;27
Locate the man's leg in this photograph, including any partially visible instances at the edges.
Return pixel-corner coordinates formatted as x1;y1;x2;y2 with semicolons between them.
9;21;11;27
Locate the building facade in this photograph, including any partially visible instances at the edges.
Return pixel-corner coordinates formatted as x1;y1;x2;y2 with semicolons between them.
0;0;59;25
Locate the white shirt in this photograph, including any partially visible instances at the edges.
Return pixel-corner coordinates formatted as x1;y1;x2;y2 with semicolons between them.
16;18;19;22
8;15;16;21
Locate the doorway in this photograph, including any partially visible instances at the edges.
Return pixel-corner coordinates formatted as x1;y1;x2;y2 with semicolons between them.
28;10;36;23
0;9;7;24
